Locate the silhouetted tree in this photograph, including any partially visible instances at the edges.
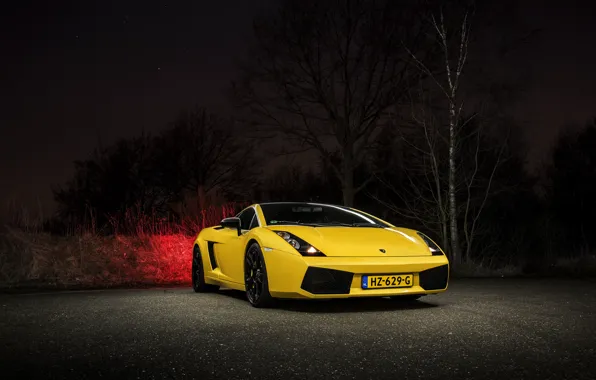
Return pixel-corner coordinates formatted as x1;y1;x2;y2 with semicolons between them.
547;119;596;253
370;113;539;267
368;2;537;267
472;148;544;269
53;107;256;233
150;107;257;211
258;165;339;204
234;0;440;207
53;134;156;233
370;5;477;265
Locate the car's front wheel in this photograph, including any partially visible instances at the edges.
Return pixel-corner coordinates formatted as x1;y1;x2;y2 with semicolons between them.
244;242;274;308
192;245;219;293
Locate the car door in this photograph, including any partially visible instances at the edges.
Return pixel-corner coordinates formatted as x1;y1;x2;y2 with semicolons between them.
216;207;259;284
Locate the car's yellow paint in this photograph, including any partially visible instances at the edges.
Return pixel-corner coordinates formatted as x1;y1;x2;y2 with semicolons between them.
193;204;449;299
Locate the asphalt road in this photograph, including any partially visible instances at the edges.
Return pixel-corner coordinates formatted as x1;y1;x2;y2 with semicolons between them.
1;279;595;380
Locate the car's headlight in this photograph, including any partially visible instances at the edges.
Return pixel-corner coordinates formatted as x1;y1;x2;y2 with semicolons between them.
273;231;326;256
416;232;444;256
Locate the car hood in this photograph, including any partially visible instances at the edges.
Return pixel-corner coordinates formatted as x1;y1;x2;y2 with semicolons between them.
265;225;434;257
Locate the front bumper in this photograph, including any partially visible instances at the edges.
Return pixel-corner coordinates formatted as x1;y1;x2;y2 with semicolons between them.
263;251;450;299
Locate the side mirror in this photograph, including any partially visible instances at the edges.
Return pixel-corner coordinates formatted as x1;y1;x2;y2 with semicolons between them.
220;217;241;236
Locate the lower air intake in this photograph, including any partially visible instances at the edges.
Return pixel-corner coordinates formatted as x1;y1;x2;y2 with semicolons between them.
300;267;354;295
419;264;449;290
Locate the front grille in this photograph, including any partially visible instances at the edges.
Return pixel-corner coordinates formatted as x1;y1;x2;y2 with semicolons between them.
419;264;449;290
300;267;354;294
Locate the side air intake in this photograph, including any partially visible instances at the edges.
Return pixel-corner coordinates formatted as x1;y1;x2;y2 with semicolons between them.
207;241;218;269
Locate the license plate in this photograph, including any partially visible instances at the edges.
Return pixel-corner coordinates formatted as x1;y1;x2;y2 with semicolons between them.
361;274;413;289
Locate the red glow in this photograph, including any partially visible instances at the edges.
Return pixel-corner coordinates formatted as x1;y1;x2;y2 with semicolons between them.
110;203;241;285
0;202;245;287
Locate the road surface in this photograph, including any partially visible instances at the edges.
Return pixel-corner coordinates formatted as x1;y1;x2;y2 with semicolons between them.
1;278;595;379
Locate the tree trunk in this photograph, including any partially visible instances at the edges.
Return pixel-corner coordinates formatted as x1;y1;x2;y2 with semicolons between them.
441;211;449;255
197;184;206;211
448;101;461;266
431;150;449;251
342;183;355;207
342;145;355;207
198;184;206;229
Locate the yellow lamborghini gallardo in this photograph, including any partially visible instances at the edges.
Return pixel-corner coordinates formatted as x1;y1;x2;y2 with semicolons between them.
191;202;449;307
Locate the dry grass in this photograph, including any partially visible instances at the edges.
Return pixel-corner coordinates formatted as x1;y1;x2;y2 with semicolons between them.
0;226;195;289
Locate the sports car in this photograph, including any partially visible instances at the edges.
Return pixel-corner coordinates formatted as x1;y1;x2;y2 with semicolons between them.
191;202;449;307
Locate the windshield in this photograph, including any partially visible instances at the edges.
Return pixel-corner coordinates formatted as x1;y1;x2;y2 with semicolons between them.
259;203;390;227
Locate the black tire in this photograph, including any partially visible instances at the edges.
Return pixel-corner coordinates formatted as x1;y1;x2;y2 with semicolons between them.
389;294;423;301
192;245;219;293
244;242;275;308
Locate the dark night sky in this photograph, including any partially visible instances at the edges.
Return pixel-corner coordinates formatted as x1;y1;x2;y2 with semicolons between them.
1;0;595;221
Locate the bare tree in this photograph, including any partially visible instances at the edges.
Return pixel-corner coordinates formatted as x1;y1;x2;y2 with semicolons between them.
459;116;508;263
434;9;468;264
370;88;450;250
381;8;473;264
364;0;539;267
380;7;507;266
234;0;436;206
151;107;257;213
